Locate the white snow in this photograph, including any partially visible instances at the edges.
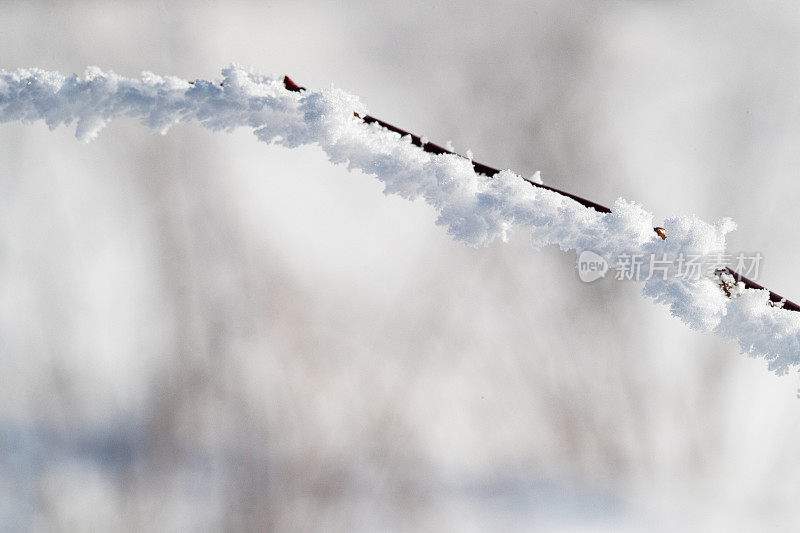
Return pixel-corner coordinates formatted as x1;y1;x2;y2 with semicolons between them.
1;65;799;374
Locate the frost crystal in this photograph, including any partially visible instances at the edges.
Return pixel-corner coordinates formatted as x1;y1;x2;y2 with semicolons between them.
1;65;799;373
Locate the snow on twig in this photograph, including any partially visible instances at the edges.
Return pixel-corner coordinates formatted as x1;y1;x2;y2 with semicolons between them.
1;65;799;373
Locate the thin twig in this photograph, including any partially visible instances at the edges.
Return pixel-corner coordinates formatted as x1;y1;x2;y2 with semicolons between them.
282;76;799;312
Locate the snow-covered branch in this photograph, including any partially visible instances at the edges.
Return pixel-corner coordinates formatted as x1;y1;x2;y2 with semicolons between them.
1;66;798;373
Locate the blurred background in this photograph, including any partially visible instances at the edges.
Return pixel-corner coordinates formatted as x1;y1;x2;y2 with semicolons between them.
2;0;800;530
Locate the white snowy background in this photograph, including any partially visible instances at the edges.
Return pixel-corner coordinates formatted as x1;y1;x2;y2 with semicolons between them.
2;1;800;531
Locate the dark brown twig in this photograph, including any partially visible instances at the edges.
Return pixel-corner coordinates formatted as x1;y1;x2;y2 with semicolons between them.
282;76;799;312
